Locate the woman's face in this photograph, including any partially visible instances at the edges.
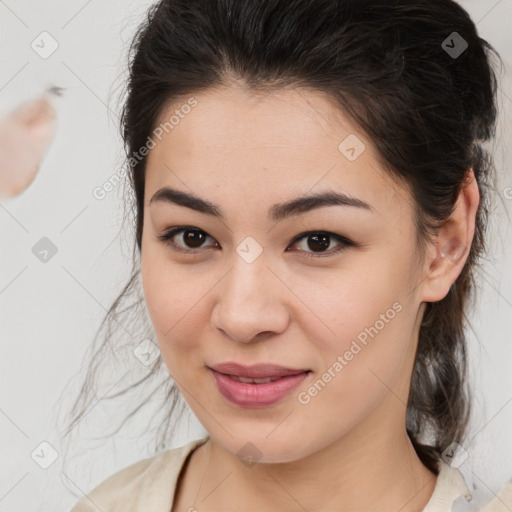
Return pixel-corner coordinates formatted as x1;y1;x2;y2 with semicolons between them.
141;85;429;463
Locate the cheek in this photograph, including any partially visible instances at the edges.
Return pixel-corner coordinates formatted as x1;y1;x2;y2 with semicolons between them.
293;252;416;391
295;289;413;438
140;240;214;365
290;257;407;347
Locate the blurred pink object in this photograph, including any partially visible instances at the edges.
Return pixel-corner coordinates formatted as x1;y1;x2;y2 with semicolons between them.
0;88;60;200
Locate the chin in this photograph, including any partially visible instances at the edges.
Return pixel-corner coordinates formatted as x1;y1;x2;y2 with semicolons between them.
213;429;317;465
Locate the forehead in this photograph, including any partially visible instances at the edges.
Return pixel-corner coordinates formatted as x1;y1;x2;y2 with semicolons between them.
144;85;412;221
150;85;363;163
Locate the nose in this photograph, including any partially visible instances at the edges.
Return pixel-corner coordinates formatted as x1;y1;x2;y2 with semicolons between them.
210;256;290;344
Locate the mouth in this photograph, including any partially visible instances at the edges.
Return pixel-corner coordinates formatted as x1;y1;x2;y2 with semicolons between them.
224;374;291;384
207;363;312;408
208;361;312;379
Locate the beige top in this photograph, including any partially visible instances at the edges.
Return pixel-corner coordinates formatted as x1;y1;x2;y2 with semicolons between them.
69;437;511;512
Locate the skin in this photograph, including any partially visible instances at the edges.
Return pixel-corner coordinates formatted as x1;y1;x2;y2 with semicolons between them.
140;84;479;512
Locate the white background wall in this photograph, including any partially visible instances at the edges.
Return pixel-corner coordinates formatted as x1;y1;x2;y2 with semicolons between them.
0;1;511;511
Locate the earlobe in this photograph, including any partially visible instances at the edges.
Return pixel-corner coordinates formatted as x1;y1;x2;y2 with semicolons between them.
419;168;480;303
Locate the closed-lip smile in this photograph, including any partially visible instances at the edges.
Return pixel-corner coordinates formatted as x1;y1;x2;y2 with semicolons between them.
207;362;312;408
208;361;311;379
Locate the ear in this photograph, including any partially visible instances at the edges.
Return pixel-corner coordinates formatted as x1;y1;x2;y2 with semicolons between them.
419;168;480;303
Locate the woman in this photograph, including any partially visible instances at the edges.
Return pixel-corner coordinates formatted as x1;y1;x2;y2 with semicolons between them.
65;0;511;510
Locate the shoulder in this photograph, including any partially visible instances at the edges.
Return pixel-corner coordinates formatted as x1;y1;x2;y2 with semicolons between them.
479;478;512;512
69;437;209;512
422;459;473;511
423;459;512;512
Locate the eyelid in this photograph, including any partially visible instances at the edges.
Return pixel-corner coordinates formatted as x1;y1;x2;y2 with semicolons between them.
157;226;355;257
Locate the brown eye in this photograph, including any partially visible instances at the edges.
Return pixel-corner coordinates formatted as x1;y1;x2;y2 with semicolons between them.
305;233;330;252
181;229;207;248
288;231;354;258
157;227;218;253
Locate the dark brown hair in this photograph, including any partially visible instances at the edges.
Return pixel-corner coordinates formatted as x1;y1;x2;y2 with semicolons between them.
59;0;502;480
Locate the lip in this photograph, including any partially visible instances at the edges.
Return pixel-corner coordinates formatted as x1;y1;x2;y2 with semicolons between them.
208;362;310;379
207;363;311;408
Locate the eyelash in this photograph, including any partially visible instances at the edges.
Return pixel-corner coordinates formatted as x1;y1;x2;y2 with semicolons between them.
157;226;356;259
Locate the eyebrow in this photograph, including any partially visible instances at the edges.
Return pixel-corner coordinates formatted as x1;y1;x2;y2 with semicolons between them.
149;186;373;222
